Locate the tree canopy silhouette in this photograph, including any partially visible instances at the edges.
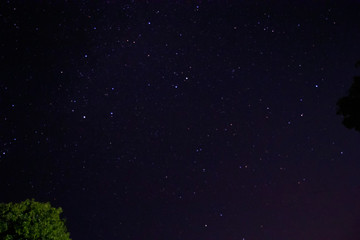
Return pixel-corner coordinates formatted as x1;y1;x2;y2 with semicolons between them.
337;61;360;132
0;199;71;240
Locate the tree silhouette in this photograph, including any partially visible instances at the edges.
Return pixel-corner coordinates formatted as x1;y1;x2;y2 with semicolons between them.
337;61;360;132
0;199;71;240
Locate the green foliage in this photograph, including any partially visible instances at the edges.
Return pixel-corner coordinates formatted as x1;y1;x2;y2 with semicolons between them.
0;199;71;240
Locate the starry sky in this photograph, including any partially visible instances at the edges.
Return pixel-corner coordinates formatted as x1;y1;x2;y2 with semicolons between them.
1;1;360;240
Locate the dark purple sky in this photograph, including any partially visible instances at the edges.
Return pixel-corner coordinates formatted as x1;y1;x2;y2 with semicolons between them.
1;1;360;239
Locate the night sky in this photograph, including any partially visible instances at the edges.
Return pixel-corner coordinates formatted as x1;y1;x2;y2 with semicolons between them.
1;1;360;239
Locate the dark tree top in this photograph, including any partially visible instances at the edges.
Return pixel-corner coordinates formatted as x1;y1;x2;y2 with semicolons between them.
337;62;360;131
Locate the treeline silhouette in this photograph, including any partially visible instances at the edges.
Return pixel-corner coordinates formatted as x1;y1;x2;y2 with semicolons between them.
337;61;360;132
